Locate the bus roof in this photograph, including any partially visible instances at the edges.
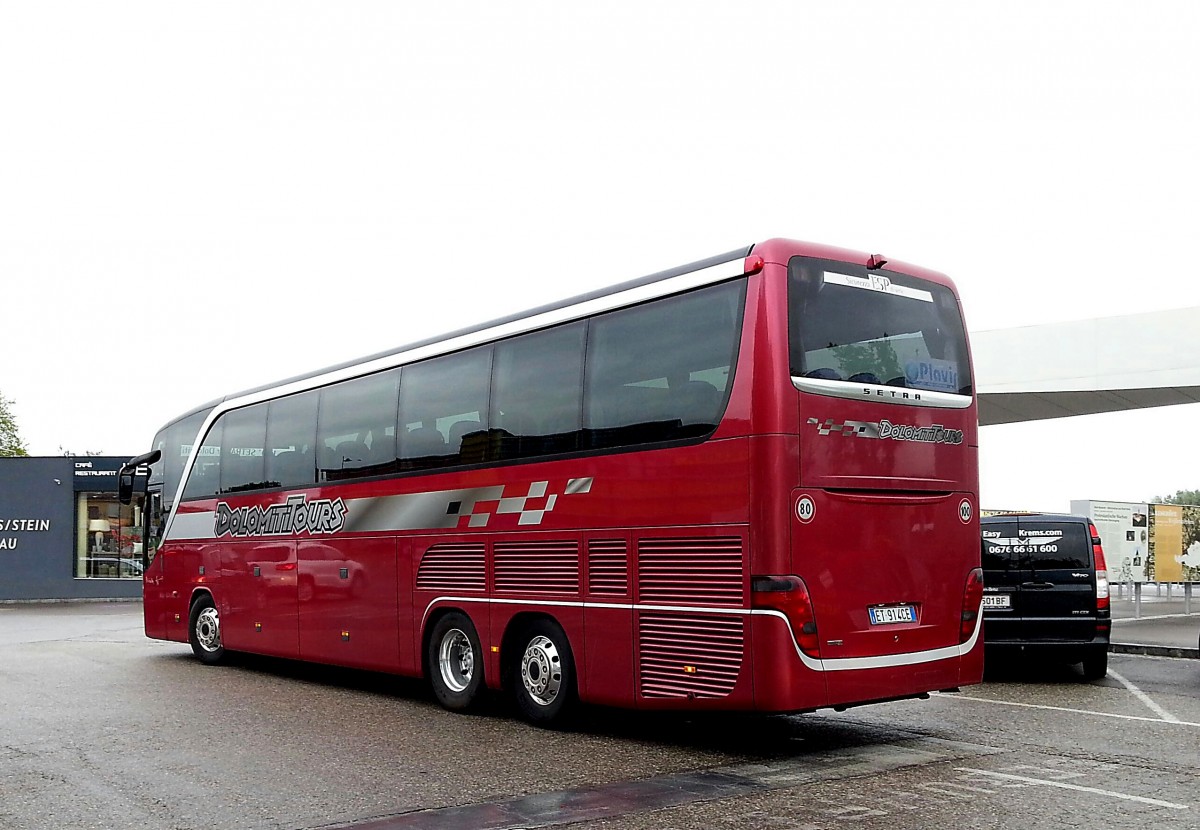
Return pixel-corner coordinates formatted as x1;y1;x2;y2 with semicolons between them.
155;238;956;431
158;244;755;428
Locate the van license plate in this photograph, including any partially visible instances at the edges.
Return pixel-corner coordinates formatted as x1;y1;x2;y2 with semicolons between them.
982;594;1012;609
869;605;916;625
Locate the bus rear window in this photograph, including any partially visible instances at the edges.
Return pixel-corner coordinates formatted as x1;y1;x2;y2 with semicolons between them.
788;257;972;396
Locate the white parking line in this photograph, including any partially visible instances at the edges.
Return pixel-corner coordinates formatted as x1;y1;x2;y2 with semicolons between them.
1108;668;1180;723
1112;613;1196;622
955;768;1189;810
942;693;1200;728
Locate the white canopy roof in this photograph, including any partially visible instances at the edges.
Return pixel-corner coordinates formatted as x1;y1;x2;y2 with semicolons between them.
974;306;1200;426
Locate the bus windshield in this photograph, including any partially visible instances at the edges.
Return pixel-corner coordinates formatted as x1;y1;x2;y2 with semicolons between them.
149;407;214;515
788;257;973;396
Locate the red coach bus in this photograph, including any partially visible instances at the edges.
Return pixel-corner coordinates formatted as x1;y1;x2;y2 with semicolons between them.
122;238;983;725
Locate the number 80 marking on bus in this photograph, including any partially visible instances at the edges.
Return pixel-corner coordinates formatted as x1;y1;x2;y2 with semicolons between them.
796;496;816;524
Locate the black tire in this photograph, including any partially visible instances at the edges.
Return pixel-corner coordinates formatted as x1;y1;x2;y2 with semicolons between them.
188;594;226;665
427;612;485;712
1080;649;1108;681
508;619;577;727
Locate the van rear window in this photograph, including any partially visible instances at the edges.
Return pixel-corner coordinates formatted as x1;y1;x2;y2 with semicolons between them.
981;520;1091;570
981;521;1019;570
1022;522;1091;569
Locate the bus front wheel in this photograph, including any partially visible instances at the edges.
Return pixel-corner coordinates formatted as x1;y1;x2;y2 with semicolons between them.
509;619;577;726
188;595;225;665
427;612;485;712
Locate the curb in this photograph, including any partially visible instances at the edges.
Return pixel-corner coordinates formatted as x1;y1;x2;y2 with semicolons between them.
0;597;142;606
1111;642;1200;659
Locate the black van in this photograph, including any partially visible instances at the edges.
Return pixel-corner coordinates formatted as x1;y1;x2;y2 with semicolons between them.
980;513;1110;679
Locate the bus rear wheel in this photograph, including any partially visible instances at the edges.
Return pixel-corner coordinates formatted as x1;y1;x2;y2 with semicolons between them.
188;595;225;665
509;619;577;727
427;612;484;712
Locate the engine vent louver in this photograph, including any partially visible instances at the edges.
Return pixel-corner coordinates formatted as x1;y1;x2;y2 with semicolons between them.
587;538;629;596
416;543;486;592
494;540;580;595
639;613;744;699
637;536;744;606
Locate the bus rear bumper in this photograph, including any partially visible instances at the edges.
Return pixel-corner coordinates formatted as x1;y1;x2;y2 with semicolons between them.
750;611;984;713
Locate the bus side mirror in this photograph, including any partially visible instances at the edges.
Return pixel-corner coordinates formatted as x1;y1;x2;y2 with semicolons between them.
119;449;161;505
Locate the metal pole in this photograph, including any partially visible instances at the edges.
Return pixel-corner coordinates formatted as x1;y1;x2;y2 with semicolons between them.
1134;581;1142;619
1186;582;1193;615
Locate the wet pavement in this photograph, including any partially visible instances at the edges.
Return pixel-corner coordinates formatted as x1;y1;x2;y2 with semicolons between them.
1;601;1197;830
1110;588;1200;657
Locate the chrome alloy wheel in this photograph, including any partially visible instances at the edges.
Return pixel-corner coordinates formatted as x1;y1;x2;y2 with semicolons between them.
520;635;562;706
438;628;475;693
194;606;222;653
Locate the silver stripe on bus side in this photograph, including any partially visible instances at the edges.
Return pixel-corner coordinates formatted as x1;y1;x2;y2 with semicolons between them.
169;510;217;540
418;596;985;673
163;480;592;541
162;257;750;541
791;376;974;409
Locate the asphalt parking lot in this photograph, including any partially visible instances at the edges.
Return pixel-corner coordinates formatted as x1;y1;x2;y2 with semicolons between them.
1;602;1196;830
1109;588;1200;657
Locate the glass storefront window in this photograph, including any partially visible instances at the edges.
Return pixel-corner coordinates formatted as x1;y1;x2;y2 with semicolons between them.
75;492;146;579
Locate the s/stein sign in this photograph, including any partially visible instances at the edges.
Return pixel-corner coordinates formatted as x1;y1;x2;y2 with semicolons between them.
0;518;52;550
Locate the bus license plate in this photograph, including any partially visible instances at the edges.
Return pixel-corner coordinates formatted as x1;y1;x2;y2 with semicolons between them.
982;594;1012;609
869;605;916;625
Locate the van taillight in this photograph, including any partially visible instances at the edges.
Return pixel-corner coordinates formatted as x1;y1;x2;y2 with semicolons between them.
1089;522;1110;611
752;575;819;658
961;568;984;642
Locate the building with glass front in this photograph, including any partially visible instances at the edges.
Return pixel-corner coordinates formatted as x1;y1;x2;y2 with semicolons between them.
0;456;147;601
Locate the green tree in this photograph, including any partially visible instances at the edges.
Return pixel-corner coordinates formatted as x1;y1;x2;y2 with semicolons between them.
1154;489;1200;505
830;340;904;383
1;392;29;457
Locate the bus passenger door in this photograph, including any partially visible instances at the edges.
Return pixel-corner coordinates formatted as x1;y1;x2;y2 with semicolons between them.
141;486;169;640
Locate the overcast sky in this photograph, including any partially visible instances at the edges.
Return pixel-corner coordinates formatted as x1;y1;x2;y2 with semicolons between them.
2;2;1197;511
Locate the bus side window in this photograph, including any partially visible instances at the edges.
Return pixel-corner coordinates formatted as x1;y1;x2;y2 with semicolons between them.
219;402;269;494
402;422;447;461
266;390;319;489
490;322;585;462
316;368;401;482
398;347;491;470
671;379;721;426
584;281;743;449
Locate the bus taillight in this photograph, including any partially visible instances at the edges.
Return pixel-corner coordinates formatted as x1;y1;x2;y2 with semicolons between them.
961;568;984;643
752;575;819;658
